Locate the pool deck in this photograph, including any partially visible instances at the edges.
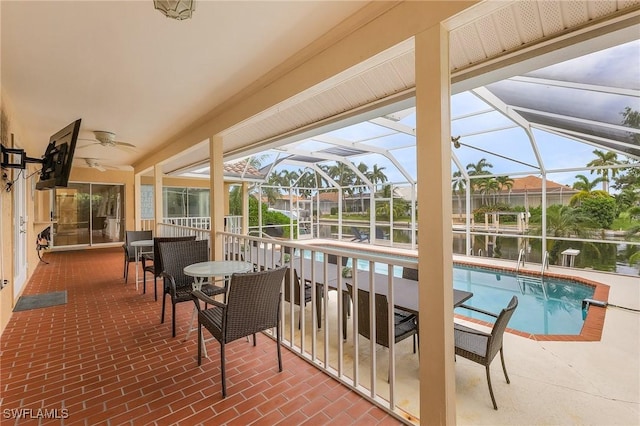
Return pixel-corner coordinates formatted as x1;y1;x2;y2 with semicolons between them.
454;257;639;424
298;239;640;424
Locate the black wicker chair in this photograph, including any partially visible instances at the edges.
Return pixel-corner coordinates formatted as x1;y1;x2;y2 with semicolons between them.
142;235;196;300
346;284;418;353
192;266;288;397
123;230;152;283
284;267;322;328
454;296;518;410
402;267;419;281
157;239;225;337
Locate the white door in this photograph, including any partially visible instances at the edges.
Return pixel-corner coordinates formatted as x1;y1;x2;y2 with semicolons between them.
13;174;28;299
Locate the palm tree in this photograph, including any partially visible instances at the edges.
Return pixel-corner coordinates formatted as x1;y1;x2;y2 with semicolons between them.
262;173;282;206
529;204;599;263
327;162;356;212
586;150;620;193
279;169;299;187
452;170;466;219
466;158;493;176
495;175;514;204
355;162;369;213
543;205;597;238
368;164;388;186
297;169;316;198
572;174;602;192
570;174;604;206
477;178;500;205
466;158;493;199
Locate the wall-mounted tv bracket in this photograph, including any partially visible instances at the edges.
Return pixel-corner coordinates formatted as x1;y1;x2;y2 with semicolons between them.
1;144;45;191
1;144;44;170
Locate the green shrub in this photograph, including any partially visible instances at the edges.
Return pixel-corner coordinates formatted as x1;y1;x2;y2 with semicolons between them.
580;195;616;229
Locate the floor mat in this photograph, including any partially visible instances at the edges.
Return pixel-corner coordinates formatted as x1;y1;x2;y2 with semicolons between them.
13;291;67;312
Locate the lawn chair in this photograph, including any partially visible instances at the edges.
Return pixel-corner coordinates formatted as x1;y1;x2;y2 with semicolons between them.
375;226;389;240
350;227;369;243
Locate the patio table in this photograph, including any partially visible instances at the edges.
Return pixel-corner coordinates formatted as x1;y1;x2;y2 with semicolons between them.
289;256;473;335
339;271;473;338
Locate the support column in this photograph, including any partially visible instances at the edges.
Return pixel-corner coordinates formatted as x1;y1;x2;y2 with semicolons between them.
210;136;224;260
154;164;163;235
416;24;456;424
134;173;142;230
242;182;249;234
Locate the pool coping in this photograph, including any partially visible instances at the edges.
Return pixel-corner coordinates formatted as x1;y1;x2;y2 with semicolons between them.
454;260;609;342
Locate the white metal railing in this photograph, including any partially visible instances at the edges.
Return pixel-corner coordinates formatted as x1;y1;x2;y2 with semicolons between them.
163;216;210;229
220;231;417;422
225;216;242;233
156;222;210;241
141;218;154;231
140;217;210;232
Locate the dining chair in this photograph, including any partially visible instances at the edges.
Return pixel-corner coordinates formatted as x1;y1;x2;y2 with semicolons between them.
454;295;518;409
192;266;288;397
402;267;419;281
157;239;225;337
345;283;418;353
123;230;152;283
284;267;321;328
142;235;196;300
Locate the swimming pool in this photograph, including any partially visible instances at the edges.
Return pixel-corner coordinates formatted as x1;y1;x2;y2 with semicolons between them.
306;248;596;335
452;265;594;335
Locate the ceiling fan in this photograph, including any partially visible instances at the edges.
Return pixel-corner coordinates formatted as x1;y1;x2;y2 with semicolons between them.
77;157;120;172
78;131;137;151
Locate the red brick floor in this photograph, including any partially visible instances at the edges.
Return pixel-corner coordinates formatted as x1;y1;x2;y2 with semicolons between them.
1;248;402;425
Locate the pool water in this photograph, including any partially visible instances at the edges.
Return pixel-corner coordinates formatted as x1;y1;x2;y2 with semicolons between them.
305;250;595;335
453;265;594;335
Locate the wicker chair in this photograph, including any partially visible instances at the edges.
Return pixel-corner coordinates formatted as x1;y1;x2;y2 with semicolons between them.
454;295;518;410
284;267;322;328
157;239;225;337
141;235;196;301
192;266;288;397
402;267;419;281
123;230;152;283
346;283;418;353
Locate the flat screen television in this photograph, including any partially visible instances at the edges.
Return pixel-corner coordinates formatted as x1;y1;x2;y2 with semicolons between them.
36;119;82;190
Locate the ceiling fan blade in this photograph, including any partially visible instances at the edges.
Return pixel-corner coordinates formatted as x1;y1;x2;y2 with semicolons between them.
95;165;107;172
114;141;136;148
76;142;99;149
112;144;137;152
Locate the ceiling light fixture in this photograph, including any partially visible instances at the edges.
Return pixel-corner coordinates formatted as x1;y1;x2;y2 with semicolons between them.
153;0;195;20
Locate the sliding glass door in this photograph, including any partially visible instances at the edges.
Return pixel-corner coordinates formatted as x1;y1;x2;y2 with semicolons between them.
52;183;125;247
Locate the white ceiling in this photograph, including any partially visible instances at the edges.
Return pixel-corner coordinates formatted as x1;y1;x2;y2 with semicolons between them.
1;0;366;170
